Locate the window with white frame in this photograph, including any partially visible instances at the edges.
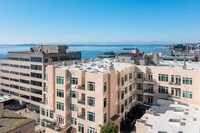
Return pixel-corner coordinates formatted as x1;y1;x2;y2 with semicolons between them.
158;74;168;82
136;72;143;79
87;111;95;122
70;77;78;85
148;72;153;81
183;91;192;99
70;104;77;112
87;127;97;133
87;81;95;91
78;123;84;133
57;89;64;98
183;77;192;85
57;102;64;111
71;117;77;125
57;115;64;124
158;86;168;94
121;77;124;86
125;75;128;81
70;90;77;98
171;88;181;98
56;76;64;84
87;97;95;107
41;108;45;115
129;73;132;80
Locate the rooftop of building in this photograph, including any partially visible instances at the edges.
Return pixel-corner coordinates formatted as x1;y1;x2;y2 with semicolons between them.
0;109;35;133
158;60;200;71
97;51;117;58
53;58;200;74
0;94;12;102
138;99;200;133
54;58;135;74
7;51;80;54
7;45;80;55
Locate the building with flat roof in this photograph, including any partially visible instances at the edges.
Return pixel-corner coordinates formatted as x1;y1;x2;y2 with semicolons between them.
116;49;158;65
136;99;200;133
154;49;200;62
39;58;200;133
0;102;35;133
0;45;81;106
97;51;116;59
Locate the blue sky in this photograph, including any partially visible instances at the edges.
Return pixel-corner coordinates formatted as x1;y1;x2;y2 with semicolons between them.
0;0;200;44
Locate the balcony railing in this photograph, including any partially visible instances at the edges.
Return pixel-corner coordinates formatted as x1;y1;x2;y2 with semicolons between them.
46;123;71;132
78;114;85;120
143;102;153;105
44;76;48;81
143;78;154;84
136;86;143;90
43;87;48;92
145;79;154;82
40;100;48;105
144;89;154;94
169;94;181;99
78;100;85;105
169;82;181;85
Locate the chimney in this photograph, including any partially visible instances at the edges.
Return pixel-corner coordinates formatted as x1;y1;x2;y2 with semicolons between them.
0;102;4;118
182;57;187;69
62;62;66;66
153;53;159;65
109;62;114;70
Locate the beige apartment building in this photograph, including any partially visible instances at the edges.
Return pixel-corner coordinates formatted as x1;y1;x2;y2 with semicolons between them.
39;58;200;133
0;45;81;106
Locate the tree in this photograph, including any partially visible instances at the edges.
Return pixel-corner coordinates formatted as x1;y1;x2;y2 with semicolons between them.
101;124;118;133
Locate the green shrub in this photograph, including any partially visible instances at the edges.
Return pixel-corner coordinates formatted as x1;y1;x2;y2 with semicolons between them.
101;123;118;133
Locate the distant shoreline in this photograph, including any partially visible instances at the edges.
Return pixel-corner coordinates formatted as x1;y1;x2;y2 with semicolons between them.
0;43;168;47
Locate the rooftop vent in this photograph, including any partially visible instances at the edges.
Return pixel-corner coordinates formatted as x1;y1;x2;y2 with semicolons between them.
75;66;81;68
184;112;189;115
178;102;188;106
109;62;114;70
180;122;186;126
169;119;181;123
174;108;184;112
86;67;91;70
